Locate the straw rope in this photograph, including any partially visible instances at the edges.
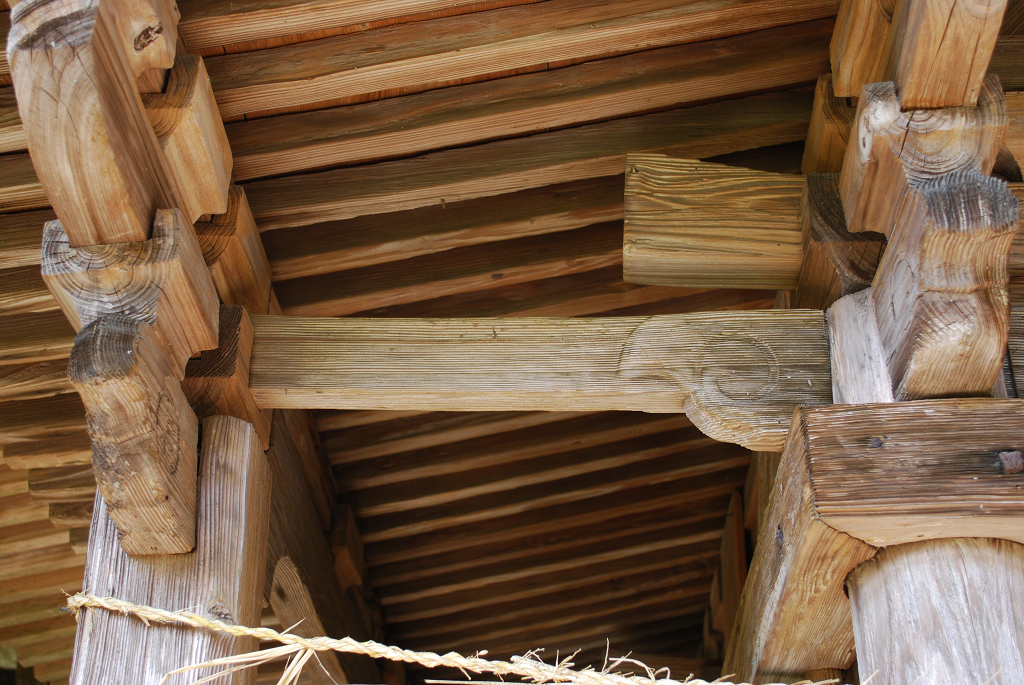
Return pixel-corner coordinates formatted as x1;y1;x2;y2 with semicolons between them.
66;592;834;685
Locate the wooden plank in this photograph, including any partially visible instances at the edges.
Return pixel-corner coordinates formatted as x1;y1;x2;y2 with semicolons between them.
48;501;94;529
71;416;270;685
883;0;1008;108
274;222;623;317
0;360;74;403
0;209;56;271
244;88;816;231
27;466;95;502
622;156;804;290
826;289;893;404
0;394;86;442
249;312;831;451
0;87;25;154
991;35;1024;89
0;312;76;365
848;539;1024;685
1007;91;1024;165
0;153;47;214
204;0;839;119
226;20;832;181
830;0;894;97
801;74;856;174
717;491;746;654
793;174;884;311
724;399;1024;682
0;267;56;316
9;0;183;246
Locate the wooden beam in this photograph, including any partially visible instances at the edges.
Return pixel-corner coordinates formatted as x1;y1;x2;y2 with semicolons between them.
622;156;804;290
71;415;270;685
826;288;894;404
225;20;832;181
243;88;816;231
0;153;46;213
249;312;831;451
830;0;894;97
848;539;1024;684
801;74;856;175
201;0;839;119
724;399;1024;682
0;209;56;270
8;0;182;246
793;174;885;310
883;0;1008;109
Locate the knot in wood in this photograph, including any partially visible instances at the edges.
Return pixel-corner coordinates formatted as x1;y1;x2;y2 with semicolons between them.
998;450;1023;474
135;24;164;51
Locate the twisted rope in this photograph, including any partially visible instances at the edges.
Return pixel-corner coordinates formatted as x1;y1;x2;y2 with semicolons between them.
66;592;828;685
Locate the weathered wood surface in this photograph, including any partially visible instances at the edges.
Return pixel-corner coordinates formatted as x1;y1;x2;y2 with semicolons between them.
826;289;893;404
244;88;815;231
249;313;832;451
840;77;1005;238
793;174;884;311
143;52;232;222
849;539;1024;685
830;0;893;97
41;210;219;377
622;156;804;290
883;0;1008;109
801;74;856;175
202;0;839;118
27;466;95;503
8;0;183;246
226;20;832;181
182;305;271;449
69;315;199;555
71;416;270;685
724;399;1024;682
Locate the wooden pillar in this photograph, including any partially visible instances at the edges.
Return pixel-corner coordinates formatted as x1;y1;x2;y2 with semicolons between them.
848;539;1024;685
70;416;270;685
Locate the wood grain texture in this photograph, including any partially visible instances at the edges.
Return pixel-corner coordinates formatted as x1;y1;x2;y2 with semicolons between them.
243;88;815;231
870;169;1018;399
8;0;182;246
27;466;95;503
826;288;894;404
794;174;884;311
0;209;56;271
883;0;1008;108
143;52;232;222
991;34;1024;89
3;432;92;470
0;311;76;365
840;77;1006;238
194;185;275;315
203;0;839;118
1007;91;1024;165
801;74;856;174
226;20;832;181
0;153;47;213
71;415;270;685
68;315;199;555
849;539;1024;685
249;312;832;451
0;266;58;316
0;393;86;443
1011;308;1024;396
41;209;219;378
830;0;893;97
622;156;804;290
0;87;25;154
182;305;271;449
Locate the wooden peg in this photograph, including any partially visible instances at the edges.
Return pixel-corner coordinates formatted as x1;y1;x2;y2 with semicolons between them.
840;77;1006;237
8;0;183;246
144;52;232;222
794;174;885;310
194;185;276;315
69;314;199;555
801;75;857;174
41;208;219;378
182;305;271;449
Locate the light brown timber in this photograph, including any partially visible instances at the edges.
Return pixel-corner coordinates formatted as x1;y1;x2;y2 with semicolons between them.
48;502;93;529
801;74;856;174
622;156;804;290
883;0;1008;109
41;210;219;378
724;398;1024;682
0;360;73;403
8;0;184;246
829;0;893;97
70;415;270;685
143;52;232;222
1007;91;1024;164
27;466;95;503
0;209;56;271
68;315;199;555
848;539;1024;685
0;153;47;213
243;88;815;231
0;311;76;365
826;288;894;404
794;174;884;311
0;87;25;153
202;0;839;118
716;491;746;654
249;312;832;451
3;432;92;470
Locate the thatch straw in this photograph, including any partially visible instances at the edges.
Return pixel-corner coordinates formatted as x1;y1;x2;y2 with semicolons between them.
66;592;838;685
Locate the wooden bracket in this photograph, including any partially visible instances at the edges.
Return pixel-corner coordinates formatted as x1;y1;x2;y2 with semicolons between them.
794;174;885;310
144;52;232;223
182;305;272;449
41;208;219;378
68;314;199;555
724;398;1024;683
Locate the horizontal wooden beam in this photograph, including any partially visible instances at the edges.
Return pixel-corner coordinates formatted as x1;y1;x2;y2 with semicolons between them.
724;398;1024;682
622;156;804;290
249;312;830;450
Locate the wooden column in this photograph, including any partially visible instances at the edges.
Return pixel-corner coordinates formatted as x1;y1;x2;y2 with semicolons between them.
70;416;270;685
